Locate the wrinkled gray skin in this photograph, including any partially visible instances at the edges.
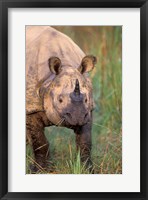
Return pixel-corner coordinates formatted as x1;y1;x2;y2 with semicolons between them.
26;26;97;173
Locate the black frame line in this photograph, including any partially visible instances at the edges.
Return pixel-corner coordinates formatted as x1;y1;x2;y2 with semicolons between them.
0;0;148;199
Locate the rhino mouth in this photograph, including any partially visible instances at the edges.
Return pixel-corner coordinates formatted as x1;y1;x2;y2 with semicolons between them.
61;110;89;126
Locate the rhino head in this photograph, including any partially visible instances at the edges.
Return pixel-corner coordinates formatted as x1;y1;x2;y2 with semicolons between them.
43;55;97;127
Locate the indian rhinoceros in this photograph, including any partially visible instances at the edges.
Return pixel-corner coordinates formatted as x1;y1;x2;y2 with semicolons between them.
26;26;97;173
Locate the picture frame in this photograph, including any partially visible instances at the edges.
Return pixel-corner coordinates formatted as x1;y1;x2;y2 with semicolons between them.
0;0;148;199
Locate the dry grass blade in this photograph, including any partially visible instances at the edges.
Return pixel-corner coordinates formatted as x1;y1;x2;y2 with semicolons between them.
35;143;48;151
56;118;65;126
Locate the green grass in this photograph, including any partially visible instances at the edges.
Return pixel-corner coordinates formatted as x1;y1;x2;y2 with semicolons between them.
26;26;122;174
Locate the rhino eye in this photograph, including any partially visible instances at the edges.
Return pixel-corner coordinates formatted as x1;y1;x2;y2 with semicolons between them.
59;98;63;103
85;98;87;103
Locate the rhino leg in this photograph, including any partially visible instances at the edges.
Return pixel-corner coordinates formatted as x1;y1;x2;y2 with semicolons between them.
74;122;93;171
26;112;50;173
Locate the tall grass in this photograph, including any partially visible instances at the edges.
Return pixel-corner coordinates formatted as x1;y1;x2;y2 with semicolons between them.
26;26;122;174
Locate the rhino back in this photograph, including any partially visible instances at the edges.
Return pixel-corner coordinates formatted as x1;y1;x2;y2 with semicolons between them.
26;26;85;114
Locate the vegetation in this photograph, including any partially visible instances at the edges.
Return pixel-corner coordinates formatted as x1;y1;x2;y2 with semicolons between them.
26;26;122;174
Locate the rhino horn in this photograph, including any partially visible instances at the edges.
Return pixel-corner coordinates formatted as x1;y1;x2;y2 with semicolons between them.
70;79;83;102
74;79;80;96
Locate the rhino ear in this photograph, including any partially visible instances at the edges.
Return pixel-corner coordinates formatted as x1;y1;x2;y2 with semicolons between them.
48;57;62;75
78;55;97;74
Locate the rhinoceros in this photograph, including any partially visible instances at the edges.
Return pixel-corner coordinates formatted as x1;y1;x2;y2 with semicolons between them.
26;26;97;172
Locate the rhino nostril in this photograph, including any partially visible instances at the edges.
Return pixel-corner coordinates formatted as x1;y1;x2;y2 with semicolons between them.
65;112;72;119
84;113;88;119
